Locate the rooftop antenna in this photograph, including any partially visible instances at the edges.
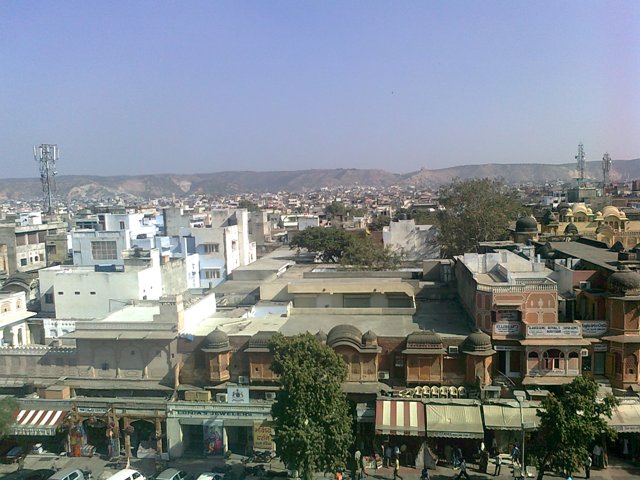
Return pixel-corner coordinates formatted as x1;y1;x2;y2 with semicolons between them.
575;142;586;188
33;144;59;215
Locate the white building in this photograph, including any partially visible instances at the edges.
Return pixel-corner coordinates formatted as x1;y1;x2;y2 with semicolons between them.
382;218;440;261
0;291;35;346
38;250;163;319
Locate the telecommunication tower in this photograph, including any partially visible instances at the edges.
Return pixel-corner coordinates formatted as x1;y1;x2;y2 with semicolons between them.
575;142;586;187
33;144;59;215
602;152;612;187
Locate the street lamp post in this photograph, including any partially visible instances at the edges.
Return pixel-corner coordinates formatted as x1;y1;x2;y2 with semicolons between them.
514;391;527;478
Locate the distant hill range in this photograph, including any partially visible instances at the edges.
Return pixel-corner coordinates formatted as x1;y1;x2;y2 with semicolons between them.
1;158;639;202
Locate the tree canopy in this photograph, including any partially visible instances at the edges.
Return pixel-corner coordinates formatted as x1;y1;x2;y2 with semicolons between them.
0;397;17;438
270;333;354;480
325;201;364;219
435;178;526;256
530;376;618;479
290;227;402;269
237;199;261;212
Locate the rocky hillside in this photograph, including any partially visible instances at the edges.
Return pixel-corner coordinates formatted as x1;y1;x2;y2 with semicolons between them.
1;159;638;202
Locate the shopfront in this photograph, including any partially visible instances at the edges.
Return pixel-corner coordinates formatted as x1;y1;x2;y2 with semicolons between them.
424;400;484;464
166;402;272;458
375;399;425;467
481;403;540;453
9;405;70;453
606;402;640;462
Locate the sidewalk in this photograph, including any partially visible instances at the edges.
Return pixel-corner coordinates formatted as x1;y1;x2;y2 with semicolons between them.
1;453;638;480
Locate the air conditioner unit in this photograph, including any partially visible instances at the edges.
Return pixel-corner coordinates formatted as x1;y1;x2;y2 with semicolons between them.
265;392;277;401
216;393;228;403
448;346;459;355
377;371;390;380
580;348;589;357
579;281;591;290
238;375;250;385
184;391;198;401
481;386;501;400
195;391;212;402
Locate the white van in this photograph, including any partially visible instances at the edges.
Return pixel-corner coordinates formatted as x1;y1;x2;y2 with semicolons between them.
49;468;87;480
103;469;146;480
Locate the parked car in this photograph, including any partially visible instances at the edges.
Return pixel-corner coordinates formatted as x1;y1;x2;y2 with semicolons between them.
196;474;225;480
156;469;192;480
48;468;87;480
102;469;146;480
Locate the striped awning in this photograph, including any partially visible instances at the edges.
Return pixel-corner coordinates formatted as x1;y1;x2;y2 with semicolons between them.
10;409;68;436
375;400;425;436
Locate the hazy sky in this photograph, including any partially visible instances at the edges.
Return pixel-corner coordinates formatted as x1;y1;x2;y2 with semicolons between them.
1;1;639;177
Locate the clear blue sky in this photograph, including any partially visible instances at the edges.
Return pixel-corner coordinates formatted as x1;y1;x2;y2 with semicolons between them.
1;1;639;177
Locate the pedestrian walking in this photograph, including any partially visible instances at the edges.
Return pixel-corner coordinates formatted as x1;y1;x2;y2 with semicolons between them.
592;444;602;468
493;452;502;476
384;445;392;468
393;456;403;480
454;458;470;480
420;467;430;480
511;444;520;465
354;450;362;480
584;455;592;479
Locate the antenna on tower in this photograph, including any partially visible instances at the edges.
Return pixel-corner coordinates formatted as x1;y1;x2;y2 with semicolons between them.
33;144;59;215
575;142;586;188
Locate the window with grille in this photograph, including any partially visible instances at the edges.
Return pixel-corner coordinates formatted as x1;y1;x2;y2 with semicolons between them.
203;269;221;279
91;241;118;260
203;243;220;253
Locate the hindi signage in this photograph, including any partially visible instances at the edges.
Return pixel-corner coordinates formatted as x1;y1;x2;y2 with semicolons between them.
253;423;274;450
497;310;520;322
526;324;581;337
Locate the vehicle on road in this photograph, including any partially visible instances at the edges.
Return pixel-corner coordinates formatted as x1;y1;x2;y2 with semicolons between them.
156;469;192;480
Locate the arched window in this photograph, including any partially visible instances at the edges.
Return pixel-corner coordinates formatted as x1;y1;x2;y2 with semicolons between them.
568;352;579;359
543;349;564;370
528;351;539;358
625;354;638;376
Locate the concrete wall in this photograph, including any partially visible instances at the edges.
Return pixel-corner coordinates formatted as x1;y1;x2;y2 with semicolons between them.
72;230;126;266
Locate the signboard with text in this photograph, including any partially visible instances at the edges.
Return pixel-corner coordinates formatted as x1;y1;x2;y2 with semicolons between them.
580;321;608;337
227;387;250;404
494;321;522;336
526;324;581;337
253;424;274;450
497;310;520;322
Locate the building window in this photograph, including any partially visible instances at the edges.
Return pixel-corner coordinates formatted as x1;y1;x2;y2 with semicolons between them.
203;269;221;279
44;293;54;304
343;295;370;308
542;349;564;370
57;291;64;295
203;243;220;254
46;244;57;255
91;240;118;260
119;221;125;230
90;291;96;295
75;291;80;295
20;258;27;266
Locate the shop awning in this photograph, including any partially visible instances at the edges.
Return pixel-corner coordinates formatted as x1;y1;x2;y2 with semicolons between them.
10;409;68;436
426;403;484;439
607;403;640;433
482;404;541;430
375;400;425;436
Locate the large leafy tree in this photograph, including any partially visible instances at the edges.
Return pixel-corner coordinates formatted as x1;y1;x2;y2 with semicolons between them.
436;178;526;256
290;227;401;269
270;333;354;480
0;397;17;437
530;376;618;479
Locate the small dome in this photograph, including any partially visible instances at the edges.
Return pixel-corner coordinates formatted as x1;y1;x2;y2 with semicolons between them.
538;242;555;259
557;202;571;211
542;210;559;226
573;203;589;216
564;223;579;235
587;207;593;215
565;208;573;216
608;267;640;296
202;327;230;352
515;216;538;233
610;241;625;252
327;324;363;348
462;329;495;356
595;211;604;221
362;330;378;345
602;205;621;219
406;330;443;350
315;330;328;343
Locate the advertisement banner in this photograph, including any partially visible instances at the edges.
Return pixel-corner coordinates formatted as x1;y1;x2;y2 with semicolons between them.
203;420;224;456
253;423;273;451
227;386;250;404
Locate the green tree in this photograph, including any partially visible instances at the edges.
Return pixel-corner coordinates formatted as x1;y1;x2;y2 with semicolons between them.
290;227;352;263
341;234;403;270
325;201;365;219
436;178;526;257
237;199;260;212
530;376;618;479
367;215;391;232
270;333;354;480
0;397;17;438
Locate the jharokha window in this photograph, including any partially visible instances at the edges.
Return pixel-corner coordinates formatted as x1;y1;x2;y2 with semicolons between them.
542;349;564;370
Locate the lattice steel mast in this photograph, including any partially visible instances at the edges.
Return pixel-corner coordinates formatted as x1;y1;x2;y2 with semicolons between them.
33;144;59;215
